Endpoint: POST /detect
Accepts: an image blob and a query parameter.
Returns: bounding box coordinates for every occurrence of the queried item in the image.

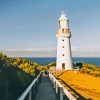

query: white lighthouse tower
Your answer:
[56,12,73,70]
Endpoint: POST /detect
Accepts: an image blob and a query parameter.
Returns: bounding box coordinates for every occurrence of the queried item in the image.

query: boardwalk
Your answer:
[35,75,58,100]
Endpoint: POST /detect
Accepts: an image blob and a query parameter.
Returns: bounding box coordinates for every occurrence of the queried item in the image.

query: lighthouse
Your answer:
[56,12,73,70]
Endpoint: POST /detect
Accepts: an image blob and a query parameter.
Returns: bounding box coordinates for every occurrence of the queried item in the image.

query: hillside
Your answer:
[56,63,100,100]
[0,53,39,100]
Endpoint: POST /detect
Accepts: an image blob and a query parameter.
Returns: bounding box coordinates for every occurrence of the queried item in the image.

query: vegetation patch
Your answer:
[0,52,56,100]
[75,63,100,77]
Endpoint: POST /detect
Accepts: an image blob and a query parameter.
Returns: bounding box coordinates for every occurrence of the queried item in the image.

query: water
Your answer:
[73,57,100,66]
[26,57,56,65]
[26,57,100,66]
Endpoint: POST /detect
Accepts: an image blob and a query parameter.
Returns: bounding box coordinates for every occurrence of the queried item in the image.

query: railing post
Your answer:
[63,94,68,100]
[51,78,53,84]
[29,89,32,100]
[17,72,42,100]
[39,74,41,83]
[34,84,35,94]
[49,72,77,100]
[56,84,58,94]
[60,87,63,100]
[54,81,56,88]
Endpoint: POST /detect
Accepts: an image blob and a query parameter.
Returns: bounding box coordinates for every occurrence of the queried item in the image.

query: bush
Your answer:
[80,63,100,77]
[90,71,100,77]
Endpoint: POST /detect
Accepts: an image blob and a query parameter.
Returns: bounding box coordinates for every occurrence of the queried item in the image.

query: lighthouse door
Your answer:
[62,63,65,70]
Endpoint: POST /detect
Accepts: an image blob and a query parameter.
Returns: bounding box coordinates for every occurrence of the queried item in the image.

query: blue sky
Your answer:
[0,0,100,57]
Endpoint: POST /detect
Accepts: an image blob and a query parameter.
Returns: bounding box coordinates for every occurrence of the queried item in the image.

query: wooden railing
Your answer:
[49,72,77,100]
[17,72,41,100]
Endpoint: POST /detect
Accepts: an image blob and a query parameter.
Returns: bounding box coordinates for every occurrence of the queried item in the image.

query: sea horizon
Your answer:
[11,57,100,66]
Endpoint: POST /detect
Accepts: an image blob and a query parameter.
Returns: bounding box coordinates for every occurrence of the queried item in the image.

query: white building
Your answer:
[56,12,73,70]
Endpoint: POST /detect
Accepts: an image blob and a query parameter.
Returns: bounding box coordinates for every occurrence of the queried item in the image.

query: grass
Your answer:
[58,71,100,100]
[51,63,100,100]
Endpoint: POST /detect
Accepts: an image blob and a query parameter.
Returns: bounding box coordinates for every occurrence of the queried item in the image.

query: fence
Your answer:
[17,72,41,100]
[49,72,77,100]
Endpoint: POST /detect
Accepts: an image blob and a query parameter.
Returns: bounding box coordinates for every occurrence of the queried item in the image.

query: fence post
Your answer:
[34,84,35,94]
[60,87,63,100]
[54,81,56,88]
[29,89,32,100]
[56,84,58,94]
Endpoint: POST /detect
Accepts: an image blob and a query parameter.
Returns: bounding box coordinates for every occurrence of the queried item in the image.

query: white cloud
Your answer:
[1,47,100,57]
[3,48,56,52]
[1,48,56,57]
[72,46,100,57]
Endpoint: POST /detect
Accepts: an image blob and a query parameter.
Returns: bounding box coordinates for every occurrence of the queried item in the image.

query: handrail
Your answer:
[49,72,77,100]
[17,72,41,100]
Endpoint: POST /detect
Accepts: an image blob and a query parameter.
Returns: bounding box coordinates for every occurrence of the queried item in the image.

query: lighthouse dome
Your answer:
[59,11,68,20]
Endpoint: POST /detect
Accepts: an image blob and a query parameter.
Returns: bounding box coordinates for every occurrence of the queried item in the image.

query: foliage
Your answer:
[35,62,56,72]
[76,62,100,77]
[0,53,36,100]
[0,52,7,60]
[8,57,40,75]
[46,62,56,69]
[0,52,42,100]
[0,52,56,100]
[75,63,83,68]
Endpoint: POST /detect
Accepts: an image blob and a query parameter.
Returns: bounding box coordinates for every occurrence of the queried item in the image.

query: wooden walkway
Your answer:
[35,75,58,100]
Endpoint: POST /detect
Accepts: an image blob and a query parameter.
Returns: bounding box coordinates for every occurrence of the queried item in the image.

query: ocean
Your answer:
[26,57,100,66]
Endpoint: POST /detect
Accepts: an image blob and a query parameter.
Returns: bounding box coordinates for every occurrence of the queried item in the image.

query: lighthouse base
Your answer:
[56,37,73,70]
[56,63,73,70]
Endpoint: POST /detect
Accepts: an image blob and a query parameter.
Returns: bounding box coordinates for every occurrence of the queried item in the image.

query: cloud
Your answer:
[72,46,100,52]
[3,48,56,52]
[1,47,100,57]
[71,46,100,57]
[1,48,56,57]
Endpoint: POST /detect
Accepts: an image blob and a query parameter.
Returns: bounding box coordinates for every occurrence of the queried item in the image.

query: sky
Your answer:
[0,0,100,57]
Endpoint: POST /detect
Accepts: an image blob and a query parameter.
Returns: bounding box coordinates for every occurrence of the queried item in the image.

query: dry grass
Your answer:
[58,71,100,100]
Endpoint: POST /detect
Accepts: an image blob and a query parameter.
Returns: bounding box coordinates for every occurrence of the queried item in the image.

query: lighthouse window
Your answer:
[62,46,64,48]
[62,29,64,33]
[59,21,60,28]
[62,39,64,41]
[62,54,65,56]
